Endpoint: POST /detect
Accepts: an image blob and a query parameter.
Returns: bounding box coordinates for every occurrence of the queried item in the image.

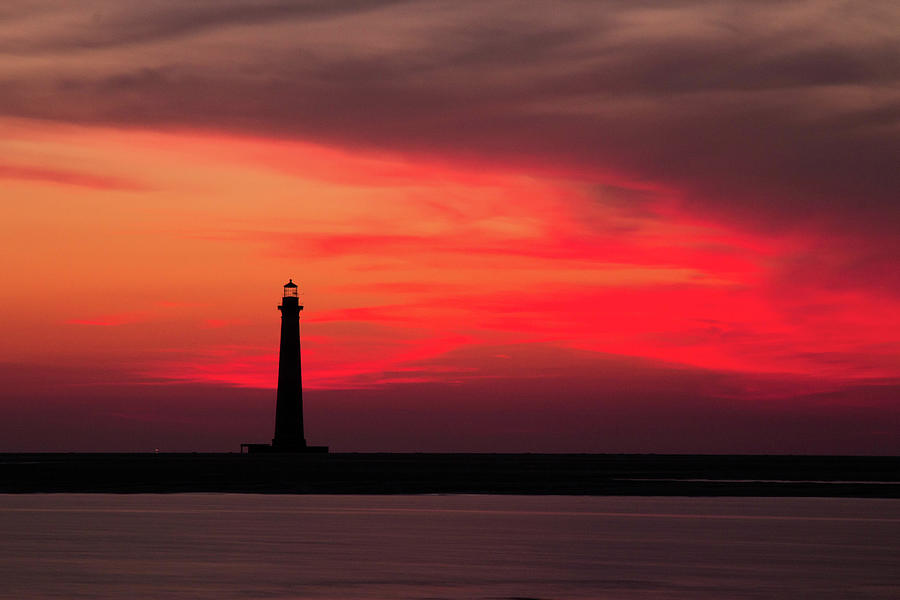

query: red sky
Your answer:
[1,1,898,453]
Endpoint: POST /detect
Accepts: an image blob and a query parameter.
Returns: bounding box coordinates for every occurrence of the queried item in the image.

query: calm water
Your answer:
[1,494,897,599]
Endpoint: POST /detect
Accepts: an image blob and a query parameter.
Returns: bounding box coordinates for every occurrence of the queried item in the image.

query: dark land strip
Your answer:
[0,453,897,496]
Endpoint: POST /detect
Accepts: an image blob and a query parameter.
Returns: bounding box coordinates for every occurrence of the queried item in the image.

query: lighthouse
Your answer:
[241,280,327,454]
[273,279,305,449]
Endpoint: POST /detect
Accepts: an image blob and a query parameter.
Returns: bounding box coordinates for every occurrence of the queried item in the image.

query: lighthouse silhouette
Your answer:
[242,280,328,454]
[273,278,305,449]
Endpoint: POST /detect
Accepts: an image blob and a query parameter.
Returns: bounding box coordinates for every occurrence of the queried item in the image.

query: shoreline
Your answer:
[1,453,897,497]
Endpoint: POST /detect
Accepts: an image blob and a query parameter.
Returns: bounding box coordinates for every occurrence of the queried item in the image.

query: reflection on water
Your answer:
[1,495,897,599]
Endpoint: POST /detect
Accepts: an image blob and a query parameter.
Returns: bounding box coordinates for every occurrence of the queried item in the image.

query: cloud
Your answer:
[0,0,407,52]
[0,162,146,190]
[0,0,897,236]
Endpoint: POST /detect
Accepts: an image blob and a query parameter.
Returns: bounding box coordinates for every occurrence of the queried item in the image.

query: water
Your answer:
[1,494,897,599]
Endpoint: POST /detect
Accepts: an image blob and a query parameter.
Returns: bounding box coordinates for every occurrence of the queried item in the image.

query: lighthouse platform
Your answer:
[240,443,329,454]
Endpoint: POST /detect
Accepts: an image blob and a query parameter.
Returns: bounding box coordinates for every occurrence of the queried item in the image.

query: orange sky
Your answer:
[1,2,898,452]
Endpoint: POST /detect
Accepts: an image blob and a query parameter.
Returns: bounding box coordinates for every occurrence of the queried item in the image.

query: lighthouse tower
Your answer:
[242,280,327,454]
[273,279,305,450]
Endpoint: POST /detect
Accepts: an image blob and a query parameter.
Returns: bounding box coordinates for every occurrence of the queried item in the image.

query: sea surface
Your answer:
[1,494,897,599]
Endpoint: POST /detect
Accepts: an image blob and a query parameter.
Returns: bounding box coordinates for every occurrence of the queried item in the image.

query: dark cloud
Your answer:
[767,234,900,297]
[1,0,898,235]
[0,0,408,52]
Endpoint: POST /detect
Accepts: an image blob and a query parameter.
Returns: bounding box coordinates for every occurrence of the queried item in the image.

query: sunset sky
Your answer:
[1,1,898,453]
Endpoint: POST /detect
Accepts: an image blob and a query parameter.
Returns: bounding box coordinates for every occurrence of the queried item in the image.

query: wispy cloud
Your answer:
[0,162,146,190]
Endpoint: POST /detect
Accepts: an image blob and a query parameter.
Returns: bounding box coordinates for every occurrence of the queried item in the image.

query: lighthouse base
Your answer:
[240,443,329,454]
